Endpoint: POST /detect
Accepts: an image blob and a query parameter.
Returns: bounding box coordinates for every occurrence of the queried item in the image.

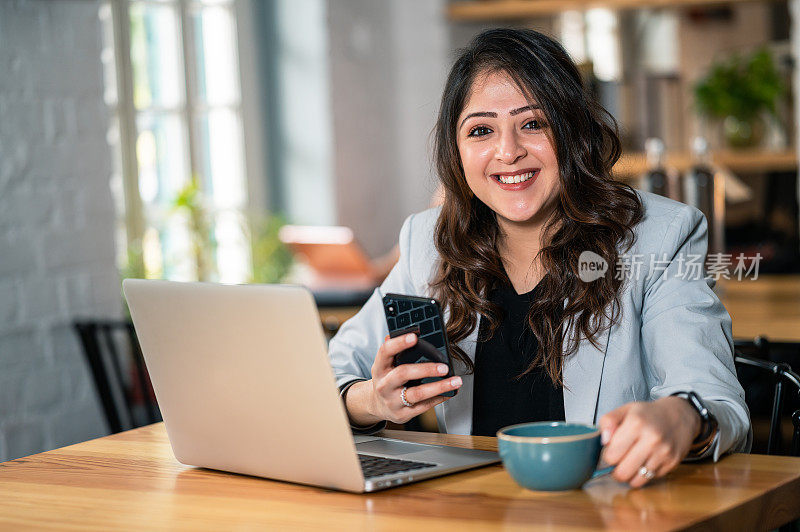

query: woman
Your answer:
[328,28,750,488]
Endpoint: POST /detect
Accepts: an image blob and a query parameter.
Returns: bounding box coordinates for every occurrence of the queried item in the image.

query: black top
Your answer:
[471,278,565,437]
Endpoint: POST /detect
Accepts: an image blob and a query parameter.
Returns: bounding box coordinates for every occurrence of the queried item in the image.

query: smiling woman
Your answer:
[457,79,558,221]
[432,32,641,380]
[327,28,751,490]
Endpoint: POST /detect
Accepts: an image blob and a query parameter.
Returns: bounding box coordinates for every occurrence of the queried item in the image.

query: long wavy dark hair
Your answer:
[431,28,644,385]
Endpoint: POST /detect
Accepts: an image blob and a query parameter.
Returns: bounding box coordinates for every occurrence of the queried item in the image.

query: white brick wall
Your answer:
[0,0,119,461]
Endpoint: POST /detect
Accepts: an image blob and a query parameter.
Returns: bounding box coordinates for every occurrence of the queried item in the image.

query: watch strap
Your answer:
[671,390,719,457]
[339,379,387,434]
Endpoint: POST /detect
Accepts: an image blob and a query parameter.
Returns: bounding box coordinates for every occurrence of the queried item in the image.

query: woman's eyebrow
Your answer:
[509,104,539,115]
[459,105,540,129]
[459,111,496,129]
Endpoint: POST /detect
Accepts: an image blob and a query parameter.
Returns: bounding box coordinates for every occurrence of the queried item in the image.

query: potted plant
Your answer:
[247,212,293,284]
[121,179,293,289]
[173,178,217,282]
[694,48,784,149]
[173,180,294,284]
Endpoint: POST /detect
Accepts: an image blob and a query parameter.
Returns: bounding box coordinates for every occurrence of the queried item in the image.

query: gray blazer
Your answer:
[328,191,751,460]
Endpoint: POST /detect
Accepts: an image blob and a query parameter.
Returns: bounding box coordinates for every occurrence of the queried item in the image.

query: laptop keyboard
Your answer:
[358,453,437,478]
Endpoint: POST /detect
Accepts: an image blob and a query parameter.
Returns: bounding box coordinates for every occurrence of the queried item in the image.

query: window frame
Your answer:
[105,0,249,280]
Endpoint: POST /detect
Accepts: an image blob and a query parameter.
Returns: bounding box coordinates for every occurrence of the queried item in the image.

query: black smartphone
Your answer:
[382,293,457,397]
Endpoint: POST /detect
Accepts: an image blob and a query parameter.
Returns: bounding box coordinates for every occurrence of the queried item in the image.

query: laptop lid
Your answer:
[122,279,366,492]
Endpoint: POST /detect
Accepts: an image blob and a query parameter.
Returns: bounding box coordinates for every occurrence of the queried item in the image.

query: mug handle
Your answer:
[591,442,615,479]
[591,465,614,479]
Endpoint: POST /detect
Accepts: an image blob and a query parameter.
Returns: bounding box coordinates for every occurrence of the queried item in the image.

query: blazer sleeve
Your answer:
[327,213,420,431]
[640,204,752,461]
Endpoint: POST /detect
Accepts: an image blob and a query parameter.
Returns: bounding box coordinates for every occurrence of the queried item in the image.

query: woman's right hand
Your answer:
[367,333,462,424]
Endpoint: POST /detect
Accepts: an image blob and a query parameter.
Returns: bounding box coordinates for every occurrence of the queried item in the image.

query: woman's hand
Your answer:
[598,397,702,488]
[366,333,462,424]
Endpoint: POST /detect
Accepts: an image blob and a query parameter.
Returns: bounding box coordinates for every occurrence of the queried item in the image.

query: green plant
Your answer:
[119,240,146,318]
[120,240,146,280]
[247,212,293,284]
[118,180,291,290]
[694,48,784,121]
[173,178,217,282]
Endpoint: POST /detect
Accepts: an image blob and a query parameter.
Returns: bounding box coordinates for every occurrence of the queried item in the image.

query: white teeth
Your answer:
[497,171,535,184]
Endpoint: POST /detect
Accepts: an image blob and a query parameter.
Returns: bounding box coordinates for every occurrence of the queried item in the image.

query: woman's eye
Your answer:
[467,126,491,137]
[523,119,545,131]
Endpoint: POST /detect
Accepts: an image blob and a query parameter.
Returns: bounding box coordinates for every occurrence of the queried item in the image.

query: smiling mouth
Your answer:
[491,169,539,185]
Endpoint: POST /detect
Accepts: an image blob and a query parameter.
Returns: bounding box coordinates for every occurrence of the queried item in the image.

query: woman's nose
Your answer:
[494,130,526,165]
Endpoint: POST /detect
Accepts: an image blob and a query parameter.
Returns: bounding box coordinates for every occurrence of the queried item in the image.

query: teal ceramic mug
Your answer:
[497,421,613,491]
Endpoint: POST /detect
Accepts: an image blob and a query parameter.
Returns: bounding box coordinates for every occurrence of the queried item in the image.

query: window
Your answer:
[100,0,250,283]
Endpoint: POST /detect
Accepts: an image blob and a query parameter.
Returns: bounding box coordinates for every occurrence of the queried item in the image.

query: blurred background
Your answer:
[1,0,800,461]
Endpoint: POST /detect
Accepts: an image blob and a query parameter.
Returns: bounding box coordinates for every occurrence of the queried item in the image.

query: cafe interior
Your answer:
[2,0,800,528]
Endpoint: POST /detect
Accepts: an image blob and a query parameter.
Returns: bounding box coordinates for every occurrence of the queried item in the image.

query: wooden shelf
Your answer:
[717,275,800,342]
[612,149,797,179]
[446,2,797,177]
[448,0,780,21]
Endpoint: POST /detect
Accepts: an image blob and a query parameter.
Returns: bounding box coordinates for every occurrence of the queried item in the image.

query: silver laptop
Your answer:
[122,279,499,493]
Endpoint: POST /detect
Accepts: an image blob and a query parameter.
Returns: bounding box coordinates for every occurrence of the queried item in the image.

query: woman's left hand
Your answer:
[598,397,702,488]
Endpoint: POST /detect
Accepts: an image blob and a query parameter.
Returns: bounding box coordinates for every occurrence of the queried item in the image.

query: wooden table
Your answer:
[1,424,799,530]
[717,275,800,342]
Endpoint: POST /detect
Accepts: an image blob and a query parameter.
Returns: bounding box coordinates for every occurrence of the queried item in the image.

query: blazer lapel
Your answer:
[562,302,614,425]
[438,317,480,435]
[438,300,613,433]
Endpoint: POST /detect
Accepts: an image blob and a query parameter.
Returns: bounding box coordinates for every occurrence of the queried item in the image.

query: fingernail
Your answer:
[405,334,415,344]
[451,377,462,387]
[601,430,610,445]
[437,364,448,374]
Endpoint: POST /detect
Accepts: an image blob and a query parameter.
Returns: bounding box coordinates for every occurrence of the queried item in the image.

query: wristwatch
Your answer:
[670,391,719,456]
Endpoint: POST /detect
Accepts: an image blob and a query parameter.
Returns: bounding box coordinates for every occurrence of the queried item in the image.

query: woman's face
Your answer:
[456,70,560,228]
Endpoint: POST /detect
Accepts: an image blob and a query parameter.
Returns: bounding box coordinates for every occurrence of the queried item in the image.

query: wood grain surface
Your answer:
[1,423,799,530]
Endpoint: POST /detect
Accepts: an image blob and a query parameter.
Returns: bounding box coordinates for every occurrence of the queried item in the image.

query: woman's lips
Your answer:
[490,169,539,191]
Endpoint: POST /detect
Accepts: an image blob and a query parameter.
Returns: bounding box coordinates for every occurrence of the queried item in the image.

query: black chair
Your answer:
[73,320,161,434]
[734,336,800,367]
[733,337,800,456]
